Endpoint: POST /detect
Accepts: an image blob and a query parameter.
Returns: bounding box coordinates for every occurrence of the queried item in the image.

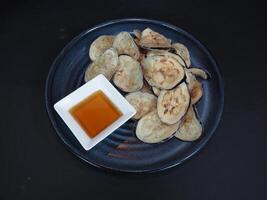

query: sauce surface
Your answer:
[69,90,122,138]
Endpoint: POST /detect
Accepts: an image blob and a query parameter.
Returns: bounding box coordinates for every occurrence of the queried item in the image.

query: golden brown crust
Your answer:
[89,35,114,61]
[139,28,171,48]
[185,70,203,104]
[172,43,191,67]
[126,91,157,119]
[142,55,185,89]
[113,55,143,92]
[136,111,179,143]
[84,48,118,82]
[113,32,140,60]
[157,82,190,124]
[175,105,202,141]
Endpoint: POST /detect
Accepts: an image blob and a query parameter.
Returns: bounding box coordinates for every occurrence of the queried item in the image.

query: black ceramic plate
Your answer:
[45,18,224,173]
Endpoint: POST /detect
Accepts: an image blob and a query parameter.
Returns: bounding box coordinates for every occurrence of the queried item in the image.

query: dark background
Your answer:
[1,0,266,199]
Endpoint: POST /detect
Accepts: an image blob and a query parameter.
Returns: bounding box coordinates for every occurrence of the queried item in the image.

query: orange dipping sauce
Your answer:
[69,90,122,138]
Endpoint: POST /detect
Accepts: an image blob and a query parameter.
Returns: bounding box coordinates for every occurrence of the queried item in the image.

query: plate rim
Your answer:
[45,18,224,173]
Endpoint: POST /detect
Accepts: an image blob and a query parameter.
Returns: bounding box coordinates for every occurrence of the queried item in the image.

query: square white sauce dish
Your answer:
[54,74,136,150]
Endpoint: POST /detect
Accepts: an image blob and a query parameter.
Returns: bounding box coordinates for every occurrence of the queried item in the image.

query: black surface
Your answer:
[1,0,266,199]
[45,18,224,172]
